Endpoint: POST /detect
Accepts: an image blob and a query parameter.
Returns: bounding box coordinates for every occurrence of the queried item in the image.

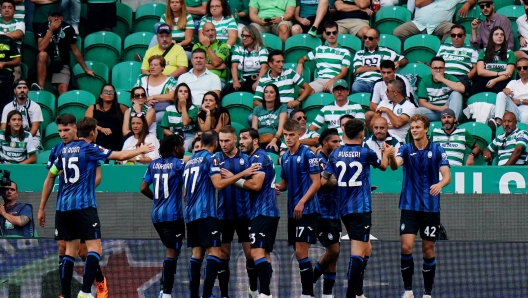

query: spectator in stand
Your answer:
[369,60,413,112]
[0,110,36,163]
[186,0,208,32]
[123,86,157,137]
[483,111,528,166]
[84,84,128,151]
[231,25,269,93]
[33,8,94,95]
[0,0,24,81]
[199,0,238,48]
[229,0,250,35]
[120,113,160,164]
[252,84,287,153]
[193,22,231,85]
[297,20,351,94]
[177,48,222,106]
[516,0,528,61]
[393,0,476,42]
[437,24,478,92]
[249,0,295,42]
[470,0,513,50]
[161,83,200,151]
[136,55,178,123]
[280,108,319,152]
[31,0,60,41]
[0,181,35,237]
[470,26,515,95]
[87,0,117,33]
[197,91,231,132]
[1,80,43,149]
[141,23,188,79]
[0,34,18,116]
[61,0,80,34]
[291,0,329,36]
[191,135,202,152]
[333,0,371,39]
[160,0,194,58]
[363,116,402,159]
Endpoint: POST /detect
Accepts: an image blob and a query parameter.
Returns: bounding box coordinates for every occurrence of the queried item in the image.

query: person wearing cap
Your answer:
[367,78,416,143]
[141,23,188,79]
[296,20,351,94]
[416,56,465,122]
[470,0,514,50]
[432,108,481,166]
[309,79,365,140]
[192,21,230,84]
[33,8,94,95]
[1,80,43,149]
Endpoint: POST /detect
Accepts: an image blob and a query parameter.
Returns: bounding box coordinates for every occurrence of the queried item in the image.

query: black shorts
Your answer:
[59,207,102,241]
[54,210,64,241]
[154,220,186,250]
[221,218,251,243]
[288,214,318,246]
[341,212,371,242]
[317,218,342,247]
[400,210,441,242]
[250,215,280,252]
[293,15,329,34]
[186,217,222,249]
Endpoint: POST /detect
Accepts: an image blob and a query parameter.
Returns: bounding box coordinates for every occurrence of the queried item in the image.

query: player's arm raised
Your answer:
[294,173,320,219]
[140,181,154,200]
[38,168,59,227]
[108,143,156,161]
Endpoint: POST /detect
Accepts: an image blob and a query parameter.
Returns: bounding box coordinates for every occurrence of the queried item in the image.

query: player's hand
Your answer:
[241,164,259,176]
[429,183,442,196]
[275,186,281,195]
[293,201,305,219]
[38,209,45,227]
[220,168,234,178]
[139,142,156,153]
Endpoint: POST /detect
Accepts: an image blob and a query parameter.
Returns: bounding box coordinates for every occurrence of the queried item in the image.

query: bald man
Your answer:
[192,22,231,84]
[363,117,402,159]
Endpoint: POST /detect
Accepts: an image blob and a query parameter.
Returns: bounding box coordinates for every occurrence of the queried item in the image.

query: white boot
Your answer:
[257,294,272,298]
[77,291,94,298]
[248,287,259,298]
[401,291,414,298]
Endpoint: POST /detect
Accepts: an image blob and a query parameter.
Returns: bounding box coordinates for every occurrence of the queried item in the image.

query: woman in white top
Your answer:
[120,113,160,164]
[198,0,238,48]
[135,55,177,123]
[122,86,157,136]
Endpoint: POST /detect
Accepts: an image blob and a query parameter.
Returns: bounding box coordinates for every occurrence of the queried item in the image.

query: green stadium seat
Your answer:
[375,6,411,35]
[122,32,155,62]
[261,33,283,51]
[497,5,523,50]
[467,92,497,105]
[397,62,431,94]
[403,34,441,64]
[83,31,122,69]
[73,61,109,99]
[347,92,371,111]
[222,92,254,128]
[116,89,131,107]
[36,150,51,164]
[42,122,61,150]
[379,34,402,53]
[458,122,492,165]
[454,3,482,34]
[283,62,311,83]
[427,121,442,139]
[115,2,134,41]
[69,36,83,69]
[134,3,166,33]
[29,90,55,130]
[22,31,38,68]
[336,34,362,57]
[302,93,334,124]
[493,0,512,11]
[284,34,321,71]
[112,61,141,90]
[20,63,27,80]
[230,121,245,138]
[57,90,96,121]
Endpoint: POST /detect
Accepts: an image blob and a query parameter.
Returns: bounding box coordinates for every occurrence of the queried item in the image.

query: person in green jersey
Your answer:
[252,84,287,153]
[483,111,528,166]
[193,22,231,83]
[199,0,238,48]
[0,110,36,164]
[249,0,296,42]
[470,26,515,95]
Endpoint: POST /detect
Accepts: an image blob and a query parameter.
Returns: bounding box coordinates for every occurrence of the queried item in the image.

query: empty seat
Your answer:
[115,2,133,41]
[223,92,254,127]
[29,90,56,130]
[375,6,412,35]
[57,90,96,121]
[134,3,166,33]
[73,61,109,99]
[403,34,441,64]
[261,33,283,52]
[122,32,155,61]
[111,61,141,90]
[83,31,122,69]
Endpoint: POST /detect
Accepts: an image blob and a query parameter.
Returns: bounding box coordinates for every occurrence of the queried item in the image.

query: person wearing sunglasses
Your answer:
[84,84,128,152]
[122,86,157,138]
[470,26,515,96]
[280,108,319,153]
[296,20,352,94]
[252,84,287,153]
[120,113,160,165]
[351,28,408,94]
[198,0,238,48]
[483,111,528,165]
[470,0,514,51]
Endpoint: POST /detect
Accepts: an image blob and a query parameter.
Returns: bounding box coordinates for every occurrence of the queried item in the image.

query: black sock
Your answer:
[347,255,363,298]
[255,258,271,295]
[268,261,273,279]
[82,252,100,293]
[356,256,370,296]
[203,255,220,298]
[95,263,104,283]
[312,26,318,30]
[218,258,230,297]
[298,257,314,295]
[401,253,414,291]
[313,261,328,283]
[322,272,336,295]
[61,255,75,298]
[422,257,436,295]
[58,255,64,292]
[246,259,258,292]
[188,257,203,298]
[162,257,177,294]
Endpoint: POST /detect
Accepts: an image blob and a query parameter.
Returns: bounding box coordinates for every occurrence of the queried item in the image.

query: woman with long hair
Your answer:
[252,84,287,153]
[120,114,160,164]
[158,0,194,58]
[84,84,128,151]
[198,0,238,47]
[470,26,515,95]
[135,55,177,123]
[122,86,157,136]
[231,25,269,92]
[0,110,36,164]
[161,83,200,151]
[197,91,231,132]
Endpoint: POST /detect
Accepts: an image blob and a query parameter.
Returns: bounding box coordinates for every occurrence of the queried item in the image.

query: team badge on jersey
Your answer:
[401,223,405,231]
[212,158,219,166]
[240,159,244,166]
[319,161,326,171]
[328,233,333,240]
[442,153,448,160]
[297,156,301,163]
[427,151,432,158]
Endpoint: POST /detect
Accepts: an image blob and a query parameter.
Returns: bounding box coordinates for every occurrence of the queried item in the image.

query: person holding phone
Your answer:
[248,0,296,42]
[470,0,513,50]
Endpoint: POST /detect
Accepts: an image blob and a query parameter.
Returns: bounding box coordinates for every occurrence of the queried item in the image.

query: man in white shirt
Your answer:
[369,60,413,112]
[177,48,222,106]
[515,0,528,61]
[493,58,528,126]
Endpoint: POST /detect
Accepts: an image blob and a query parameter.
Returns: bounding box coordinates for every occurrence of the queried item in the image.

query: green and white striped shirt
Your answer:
[431,127,475,166]
[437,42,478,76]
[0,131,36,163]
[231,45,269,76]
[14,5,23,22]
[160,13,194,43]
[487,128,528,166]
[363,133,402,160]
[160,104,199,133]
[353,46,404,82]
[306,45,351,80]
[418,74,460,106]
[280,129,319,149]
[0,19,24,50]
[199,16,238,43]
[254,69,304,103]
[311,100,365,138]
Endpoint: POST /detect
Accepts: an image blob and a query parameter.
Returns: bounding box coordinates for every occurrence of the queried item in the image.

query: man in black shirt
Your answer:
[0,34,20,116]
[32,8,94,95]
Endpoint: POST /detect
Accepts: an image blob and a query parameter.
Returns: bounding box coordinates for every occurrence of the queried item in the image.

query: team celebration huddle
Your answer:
[37,111,450,298]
